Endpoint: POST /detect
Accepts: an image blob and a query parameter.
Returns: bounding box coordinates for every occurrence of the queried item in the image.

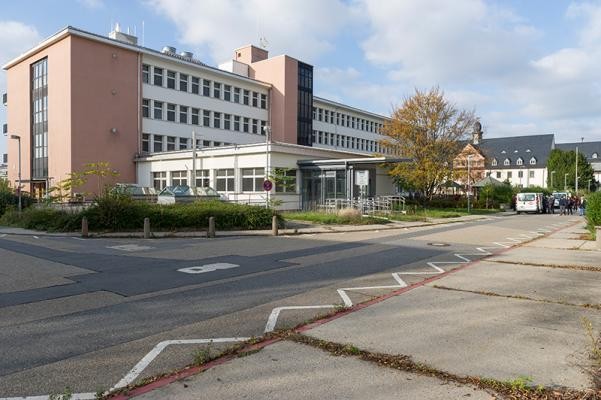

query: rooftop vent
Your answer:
[162,46,176,54]
[108,22,138,45]
[180,51,194,59]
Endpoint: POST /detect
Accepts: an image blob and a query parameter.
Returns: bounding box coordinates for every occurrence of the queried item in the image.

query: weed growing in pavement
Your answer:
[193,341,214,365]
[48,387,73,400]
[505,376,534,390]
[582,317,601,365]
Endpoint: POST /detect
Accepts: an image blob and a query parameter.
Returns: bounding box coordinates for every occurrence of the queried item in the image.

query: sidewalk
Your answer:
[0,213,496,239]
[112,219,601,399]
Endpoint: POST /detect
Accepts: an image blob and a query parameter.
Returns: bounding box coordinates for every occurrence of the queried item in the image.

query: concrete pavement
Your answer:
[110,216,601,399]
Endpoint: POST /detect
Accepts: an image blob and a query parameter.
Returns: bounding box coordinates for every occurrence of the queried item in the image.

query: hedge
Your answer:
[0,198,275,232]
[586,192,601,232]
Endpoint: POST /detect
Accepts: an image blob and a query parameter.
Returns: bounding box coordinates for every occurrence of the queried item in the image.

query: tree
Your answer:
[380,87,477,201]
[547,149,596,192]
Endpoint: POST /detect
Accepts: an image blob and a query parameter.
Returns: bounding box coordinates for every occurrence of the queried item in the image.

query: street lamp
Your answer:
[588,179,591,192]
[263,125,272,208]
[467,155,473,213]
[564,173,568,191]
[550,170,556,190]
[9,134,22,214]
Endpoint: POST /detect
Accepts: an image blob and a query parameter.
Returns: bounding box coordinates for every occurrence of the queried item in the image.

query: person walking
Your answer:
[581,197,587,216]
[559,196,567,216]
[548,194,555,214]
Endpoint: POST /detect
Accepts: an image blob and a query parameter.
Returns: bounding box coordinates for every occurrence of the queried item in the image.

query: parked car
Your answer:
[516,192,543,214]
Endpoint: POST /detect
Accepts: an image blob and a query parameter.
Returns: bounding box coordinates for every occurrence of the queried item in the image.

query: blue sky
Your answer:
[1,0,601,157]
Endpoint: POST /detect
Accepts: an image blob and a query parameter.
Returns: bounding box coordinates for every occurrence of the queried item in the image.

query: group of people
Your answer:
[545,194,587,216]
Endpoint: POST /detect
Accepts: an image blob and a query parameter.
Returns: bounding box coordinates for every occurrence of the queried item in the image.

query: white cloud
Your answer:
[145,0,354,63]
[78,0,104,9]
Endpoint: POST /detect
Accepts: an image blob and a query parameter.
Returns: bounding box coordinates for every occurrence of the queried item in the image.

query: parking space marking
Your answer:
[178,263,239,274]
[107,244,154,252]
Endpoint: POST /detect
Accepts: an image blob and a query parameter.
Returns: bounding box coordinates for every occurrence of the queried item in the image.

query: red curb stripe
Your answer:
[112,219,576,398]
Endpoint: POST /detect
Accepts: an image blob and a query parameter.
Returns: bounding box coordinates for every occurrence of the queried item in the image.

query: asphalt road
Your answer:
[0,213,560,397]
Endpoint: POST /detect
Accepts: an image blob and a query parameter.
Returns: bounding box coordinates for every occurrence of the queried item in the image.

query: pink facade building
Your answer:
[3,26,388,197]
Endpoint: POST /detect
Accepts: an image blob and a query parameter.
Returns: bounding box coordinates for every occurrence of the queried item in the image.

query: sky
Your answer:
[1,0,600,157]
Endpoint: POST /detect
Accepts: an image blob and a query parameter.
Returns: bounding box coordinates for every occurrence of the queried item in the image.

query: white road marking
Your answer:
[72,237,86,241]
[264,306,335,333]
[0,234,6,238]
[111,337,250,390]
[178,263,239,274]
[33,236,39,239]
[107,244,153,252]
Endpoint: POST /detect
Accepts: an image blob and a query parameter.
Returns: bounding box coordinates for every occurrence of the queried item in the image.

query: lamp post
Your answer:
[588,179,592,192]
[550,170,556,190]
[263,125,272,208]
[9,134,22,214]
[564,173,568,191]
[467,155,473,213]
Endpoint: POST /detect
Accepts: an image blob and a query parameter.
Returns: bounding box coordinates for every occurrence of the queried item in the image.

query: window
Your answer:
[260,120,266,135]
[179,73,188,92]
[224,114,231,130]
[216,169,235,191]
[203,110,211,127]
[167,136,176,151]
[179,137,189,150]
[518,171,523,178]
[529,157,536,165]
[191,108,200,125]
[153,171,167,190]
[142,99,150,118]
[252,119,258,134]
[529,171,535,178]
[516,157,523,166]
[318,108,323,121]
[171,171,188,186]
[243,117,249,133]
[324,110,329,123]
[213,82,221,98]
[260,93,267,109]
[179,106,188,124]
[142,133,150,152]
[153,67,163,86]
[213,112,221,129]
[153,101,163,120]
[195,170,210,188]
[202,140,211,147]
[153,135,163,152]
[167,103,176,122]
[203,79,211,96]
[234,87,240,103]
[252,92,258,107]
[234,115,240,131]
[274,169,296,193]
[242,168,265,192]
[593,152,598,159]
[504,158,510,166]
[496,171,501,178]
[224,85,231,101]
[507,171,512,179]
[191,77,200,94]
[167,70,176,89]
[142,64,150,84]
[491,158,497,166]
[243,89,250,105]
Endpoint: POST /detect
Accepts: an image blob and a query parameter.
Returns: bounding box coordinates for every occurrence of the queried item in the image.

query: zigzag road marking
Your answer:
[3,222,563,399]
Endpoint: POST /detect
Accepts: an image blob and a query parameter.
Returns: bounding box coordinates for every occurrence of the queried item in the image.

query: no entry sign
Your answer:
[263,179,273,191]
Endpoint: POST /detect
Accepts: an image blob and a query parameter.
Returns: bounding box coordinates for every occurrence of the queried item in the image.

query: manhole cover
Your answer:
[428,242,450,247]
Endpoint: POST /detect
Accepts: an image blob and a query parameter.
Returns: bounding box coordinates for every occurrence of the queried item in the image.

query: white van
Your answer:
[516,192,542,214]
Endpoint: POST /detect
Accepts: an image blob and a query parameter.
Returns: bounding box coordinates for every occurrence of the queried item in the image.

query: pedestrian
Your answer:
[548,195,555,214]
[567,197,573,215]
[582,197,587,216]
[559,196,567,215]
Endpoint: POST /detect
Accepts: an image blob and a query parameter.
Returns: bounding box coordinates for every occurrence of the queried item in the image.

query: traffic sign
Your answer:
[263,179,273,191]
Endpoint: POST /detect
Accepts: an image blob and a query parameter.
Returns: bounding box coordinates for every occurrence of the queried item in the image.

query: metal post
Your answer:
[588,179,591,192]
[264,126,271,208]
[208,216,215,238]
[144,217,150,239]
[564,173,568,191]
[575,146,579,193]
[467,155,472,213]
[10,135,22,214]
[272,215,278,236]
[191,130,196,189]
[81,217,88,238]
[550,171,555,190]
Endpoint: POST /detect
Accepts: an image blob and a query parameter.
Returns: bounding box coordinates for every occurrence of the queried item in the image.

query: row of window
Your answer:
[142,99,268,135]
[312,130,392,154]
[142,133,235,153]
[491,157,537,167]
[152,168,297,193]
[487,170,535,179]
[142,64,267,109]
[313,106,384,134]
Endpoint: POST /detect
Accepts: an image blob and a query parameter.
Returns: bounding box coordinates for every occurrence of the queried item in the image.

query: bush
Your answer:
[0,207,81,231]
[586,192,601,232]
[0,184,34,217]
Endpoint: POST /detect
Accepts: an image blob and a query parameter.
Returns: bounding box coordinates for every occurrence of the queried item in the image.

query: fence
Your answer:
[319,195,405,215]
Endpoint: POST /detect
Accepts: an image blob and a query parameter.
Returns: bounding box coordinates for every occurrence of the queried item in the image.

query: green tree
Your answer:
[380,87,477,202]
[547,149,596,192]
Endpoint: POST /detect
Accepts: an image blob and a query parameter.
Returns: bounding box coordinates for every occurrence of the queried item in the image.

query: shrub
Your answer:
[0,185,34,217]
[0,207,80,232]
[586,192,601,231]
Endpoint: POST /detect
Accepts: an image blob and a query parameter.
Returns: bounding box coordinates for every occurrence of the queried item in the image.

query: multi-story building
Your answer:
[2,25,397,207]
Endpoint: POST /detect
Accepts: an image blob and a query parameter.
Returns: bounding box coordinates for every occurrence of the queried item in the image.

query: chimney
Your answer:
[472,121,483,145]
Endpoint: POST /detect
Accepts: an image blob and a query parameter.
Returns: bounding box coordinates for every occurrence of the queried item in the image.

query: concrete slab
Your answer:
[307,286,601,389]
[524,238,587,250]
[430,261,601,306]
[581,242,601,251]
[488,247,601,269]
[135,341,494,400]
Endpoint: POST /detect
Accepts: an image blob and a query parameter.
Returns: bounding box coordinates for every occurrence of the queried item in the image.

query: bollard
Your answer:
[208,216,216,238]
[597,227,601,250]
[81,217,88,238]
[144,217,150,239]
[272,215,278,236]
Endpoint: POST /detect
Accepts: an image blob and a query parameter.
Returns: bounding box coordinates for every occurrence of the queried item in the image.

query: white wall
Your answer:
[487,167,547,188]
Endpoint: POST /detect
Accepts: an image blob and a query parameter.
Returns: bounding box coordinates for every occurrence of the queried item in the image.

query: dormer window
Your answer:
[491,158,498,166]
[526,149,531,153]
[514,150,518,153]
[516,157,523,166]
[529,157,536,165]
[501,150,506,154]
[504,158,511,166]
[593,152,598,159]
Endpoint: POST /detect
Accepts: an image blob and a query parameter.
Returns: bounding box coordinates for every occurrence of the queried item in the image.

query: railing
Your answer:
[320,195,405,215]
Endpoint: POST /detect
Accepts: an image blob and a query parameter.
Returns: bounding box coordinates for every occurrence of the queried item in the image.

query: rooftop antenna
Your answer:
[259,36,269,49]
[142,20,145,46]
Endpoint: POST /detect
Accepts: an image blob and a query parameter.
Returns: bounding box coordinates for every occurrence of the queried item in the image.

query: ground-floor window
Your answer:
[216,169,235,191]
[171,170,188,186]
[195,169,210,188]
[153,171,167,190]
[275,168,297,193]
[242,168,265,192]
[529,171,535,178]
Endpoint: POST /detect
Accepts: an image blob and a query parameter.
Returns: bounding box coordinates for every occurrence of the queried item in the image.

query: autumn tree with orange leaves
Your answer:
[380,87,477,201]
